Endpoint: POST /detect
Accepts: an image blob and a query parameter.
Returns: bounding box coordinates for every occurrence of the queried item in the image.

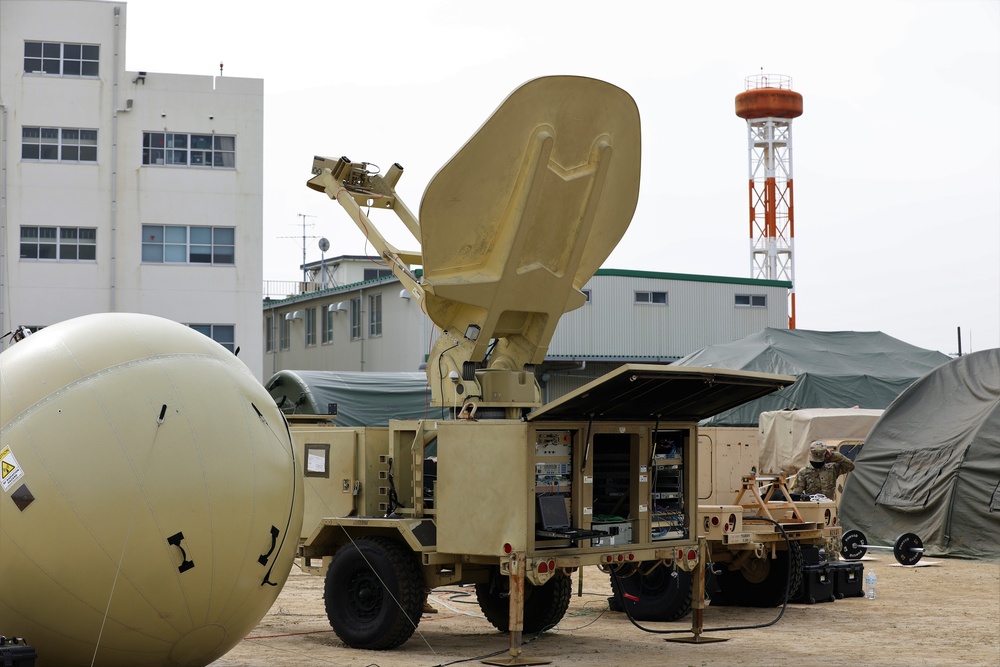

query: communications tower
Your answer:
[735,73,802,328]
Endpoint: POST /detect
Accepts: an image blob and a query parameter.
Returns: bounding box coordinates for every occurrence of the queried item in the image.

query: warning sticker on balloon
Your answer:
[0,446,24,492]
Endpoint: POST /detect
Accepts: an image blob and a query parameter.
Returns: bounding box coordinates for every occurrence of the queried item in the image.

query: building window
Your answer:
[735,294,767,308]
[350,297,362,340]
[305,308,316,347]
[279,317,290,350]
[22,127,97,163]
[189,324,235,353]
[635,291,667,305]
[142,132,235,168]
[265,316,274,353]
[141,225,234,264]
[368,294,382,337]
[24,41,99,77]
[363,268,393,281]
[323,305,334,344]
[20,226,96,260]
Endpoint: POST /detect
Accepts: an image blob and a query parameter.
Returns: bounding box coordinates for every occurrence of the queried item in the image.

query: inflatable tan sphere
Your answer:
[0,313,303,666]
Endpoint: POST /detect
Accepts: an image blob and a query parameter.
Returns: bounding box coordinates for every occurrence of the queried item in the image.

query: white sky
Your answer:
[123,0,1000,357]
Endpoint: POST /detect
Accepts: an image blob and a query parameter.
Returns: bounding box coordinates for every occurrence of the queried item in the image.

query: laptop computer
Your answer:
[535,495,604,541]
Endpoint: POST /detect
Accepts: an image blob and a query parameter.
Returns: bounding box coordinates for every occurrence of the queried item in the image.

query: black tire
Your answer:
[324,536,424,649]
[713,541,804,608]
[476,570,572,634]
[609,566,692,621]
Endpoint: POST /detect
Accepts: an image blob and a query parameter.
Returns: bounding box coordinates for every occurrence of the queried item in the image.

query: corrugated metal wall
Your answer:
[265,271,789,385]
[548,273,788,360]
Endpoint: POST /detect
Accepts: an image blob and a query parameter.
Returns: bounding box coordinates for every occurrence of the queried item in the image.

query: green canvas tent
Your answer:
[839,348,1000,559]
[673,329,951,426]
[264,370,430,426]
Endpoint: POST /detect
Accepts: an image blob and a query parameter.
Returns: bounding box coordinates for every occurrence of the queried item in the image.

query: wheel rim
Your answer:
[347,569,383,620]
[740,557,771,584]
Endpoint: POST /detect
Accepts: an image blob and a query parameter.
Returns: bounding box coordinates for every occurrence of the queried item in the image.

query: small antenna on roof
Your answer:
[219,61,224,77]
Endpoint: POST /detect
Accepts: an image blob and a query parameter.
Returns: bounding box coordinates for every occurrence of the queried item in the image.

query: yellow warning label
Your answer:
[0,445,24,492]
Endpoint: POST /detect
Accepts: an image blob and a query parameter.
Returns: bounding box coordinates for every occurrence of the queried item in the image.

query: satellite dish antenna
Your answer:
[318,237,330,289]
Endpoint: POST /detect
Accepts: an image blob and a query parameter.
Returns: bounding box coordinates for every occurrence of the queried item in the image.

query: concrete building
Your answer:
[0,0,265,378]
[262,258,791,398]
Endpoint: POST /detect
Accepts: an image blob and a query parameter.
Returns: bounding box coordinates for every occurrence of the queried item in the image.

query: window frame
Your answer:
[279,317,291,351]
[735,294,767,308]
[368,293,383,337]
[142,132,236,169]
[323,305,334,344]
[265,315,275,353]
[24,41,100,77]
[349,297,362,340]
[188,323,235,353]
[305,308,317,347]
[19,225,96,261]
[634,290,668,305]
[141,225,235,265]
[22,127,98,163]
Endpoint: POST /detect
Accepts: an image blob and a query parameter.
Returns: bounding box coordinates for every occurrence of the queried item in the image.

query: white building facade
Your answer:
[263,260,791,399]
[0,0,264,378]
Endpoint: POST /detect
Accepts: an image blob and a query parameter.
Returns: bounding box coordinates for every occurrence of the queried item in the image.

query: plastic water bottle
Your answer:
[865,568,877,599]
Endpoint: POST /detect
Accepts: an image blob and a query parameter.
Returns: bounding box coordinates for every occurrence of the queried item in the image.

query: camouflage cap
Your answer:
[809,441,827,463]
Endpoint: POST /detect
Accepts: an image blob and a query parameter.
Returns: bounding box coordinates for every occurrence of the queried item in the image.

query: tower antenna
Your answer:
[735,73,803,328]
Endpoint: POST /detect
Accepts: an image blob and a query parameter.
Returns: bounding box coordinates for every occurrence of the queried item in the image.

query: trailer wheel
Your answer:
[324,536,424,649]
[713,541,803,608]
[609,566,692,621]
[476,570,572,634]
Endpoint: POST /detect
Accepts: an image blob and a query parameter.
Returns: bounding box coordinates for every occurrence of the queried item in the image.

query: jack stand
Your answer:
[483,552,551,666]
[665,539,728,645]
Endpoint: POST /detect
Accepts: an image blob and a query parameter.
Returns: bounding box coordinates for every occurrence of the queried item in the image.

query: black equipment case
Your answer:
[0,637,36,667]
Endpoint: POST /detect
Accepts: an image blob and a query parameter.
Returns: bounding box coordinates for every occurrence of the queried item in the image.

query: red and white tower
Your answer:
[735,73,803,328]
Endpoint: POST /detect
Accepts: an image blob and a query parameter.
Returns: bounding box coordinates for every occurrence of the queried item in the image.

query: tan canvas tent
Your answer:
[839,348,1000,559]
[758,407,883,475]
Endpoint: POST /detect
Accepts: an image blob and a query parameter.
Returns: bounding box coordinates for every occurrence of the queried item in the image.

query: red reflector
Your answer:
[503,543,512,554]
[624,593,639,602]
[537,561,548,573]
[724,523,729,533]
[711,516,720,526]
[549,559,555,571]
[617,554,624,562]
[833,516,838,525]
[687,550,697,562]
[677,550,684,560]
[627,553,635,561]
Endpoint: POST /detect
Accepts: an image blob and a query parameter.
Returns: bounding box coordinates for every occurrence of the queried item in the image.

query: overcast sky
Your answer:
[122,0,1000,357]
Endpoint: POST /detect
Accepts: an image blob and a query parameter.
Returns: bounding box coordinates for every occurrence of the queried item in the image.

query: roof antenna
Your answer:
[219,61,224,77]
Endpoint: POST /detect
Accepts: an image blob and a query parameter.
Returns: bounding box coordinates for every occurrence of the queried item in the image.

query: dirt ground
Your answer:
[212,555,1000,667]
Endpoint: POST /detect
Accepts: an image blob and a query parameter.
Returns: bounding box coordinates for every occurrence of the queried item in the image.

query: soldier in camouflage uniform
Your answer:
[791,441,855,500]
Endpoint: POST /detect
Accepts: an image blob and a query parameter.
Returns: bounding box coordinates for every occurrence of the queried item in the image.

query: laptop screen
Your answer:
[537,495,570,530]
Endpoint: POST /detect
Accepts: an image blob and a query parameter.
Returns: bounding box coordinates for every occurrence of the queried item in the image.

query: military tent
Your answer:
[839,348,1000,559]
[673,329,951,426]
[264,370,430,426]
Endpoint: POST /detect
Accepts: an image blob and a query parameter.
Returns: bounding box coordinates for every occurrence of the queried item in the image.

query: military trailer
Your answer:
[290,76,795,657]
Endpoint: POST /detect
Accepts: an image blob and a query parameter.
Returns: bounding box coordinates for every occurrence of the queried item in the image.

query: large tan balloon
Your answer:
[0,313,303,666]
